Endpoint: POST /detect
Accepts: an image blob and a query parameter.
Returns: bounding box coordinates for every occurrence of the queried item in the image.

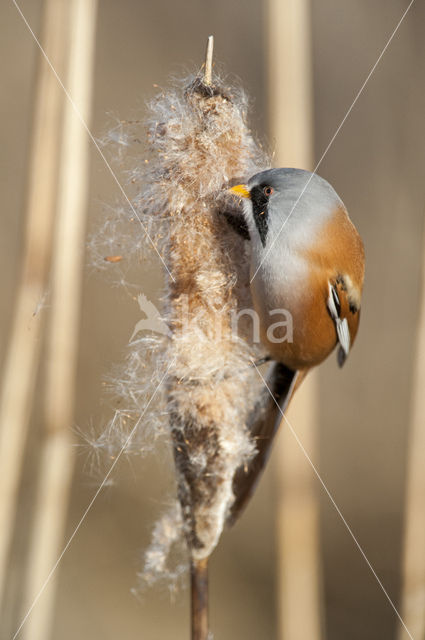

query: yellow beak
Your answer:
[229,184,251,199]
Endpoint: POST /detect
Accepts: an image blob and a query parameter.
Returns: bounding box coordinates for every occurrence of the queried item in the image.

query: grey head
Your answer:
[243,168,345,251]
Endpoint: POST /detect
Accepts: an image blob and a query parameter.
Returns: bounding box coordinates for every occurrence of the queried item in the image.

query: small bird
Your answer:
[228,167,365,520]
[230,168,364,370]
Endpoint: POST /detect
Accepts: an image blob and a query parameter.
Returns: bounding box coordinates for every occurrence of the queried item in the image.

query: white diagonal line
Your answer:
[12,0,175,283]
[12,361,174,640]
[250,0,416,284]
[252,361,414,640]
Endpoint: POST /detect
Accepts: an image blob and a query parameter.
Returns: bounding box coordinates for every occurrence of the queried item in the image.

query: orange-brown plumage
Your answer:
[263,206,364,370]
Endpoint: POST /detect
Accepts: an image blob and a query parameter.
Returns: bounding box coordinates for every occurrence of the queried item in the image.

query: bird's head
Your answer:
[229,168,344,251]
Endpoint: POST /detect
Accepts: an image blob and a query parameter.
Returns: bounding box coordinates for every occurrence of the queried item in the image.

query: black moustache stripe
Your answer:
[250,185,269,247]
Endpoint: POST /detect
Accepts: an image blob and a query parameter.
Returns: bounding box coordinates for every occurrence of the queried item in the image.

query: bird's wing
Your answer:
[327,279,361,367]
[227,362,300,526]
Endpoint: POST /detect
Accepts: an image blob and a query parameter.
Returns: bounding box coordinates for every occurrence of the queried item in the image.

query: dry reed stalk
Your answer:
[397,225,425,640]
[277,376,322,640]
[267,0,323,637]
[0,0,69,613]
[20,2,98,639]
[165,43,265,638]
[190,557,209,640]
[129,38,269,638]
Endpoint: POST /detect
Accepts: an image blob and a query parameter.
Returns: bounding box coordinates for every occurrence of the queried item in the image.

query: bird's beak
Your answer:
[229,184,251,199]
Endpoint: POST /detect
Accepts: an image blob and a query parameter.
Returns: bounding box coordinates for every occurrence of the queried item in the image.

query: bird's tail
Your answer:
[228,362,304,526]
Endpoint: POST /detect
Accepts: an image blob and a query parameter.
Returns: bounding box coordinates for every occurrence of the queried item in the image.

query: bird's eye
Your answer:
[263,186,274,197]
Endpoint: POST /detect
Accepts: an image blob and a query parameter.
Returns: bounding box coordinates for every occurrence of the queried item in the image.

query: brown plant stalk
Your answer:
[164,38,264,637]
[139,38,269,638]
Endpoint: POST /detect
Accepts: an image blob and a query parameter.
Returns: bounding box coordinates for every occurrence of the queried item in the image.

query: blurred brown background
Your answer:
[1,1,425,639]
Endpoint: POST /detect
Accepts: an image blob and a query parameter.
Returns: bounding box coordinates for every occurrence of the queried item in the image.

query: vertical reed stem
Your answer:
[203,36,214,86]
[267,0,323,638]
[21,1,97,639]
[186,38,214,640]
[0,0,69,615]
[191,558,209,640]
[397,224,425,640]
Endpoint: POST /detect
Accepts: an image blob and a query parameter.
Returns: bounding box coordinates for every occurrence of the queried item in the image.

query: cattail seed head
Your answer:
[91,68,270,580]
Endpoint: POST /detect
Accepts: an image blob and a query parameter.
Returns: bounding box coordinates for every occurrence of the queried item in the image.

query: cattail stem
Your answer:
[203,36,214,86]
[191,558,209,640]
[144,33,266,636]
